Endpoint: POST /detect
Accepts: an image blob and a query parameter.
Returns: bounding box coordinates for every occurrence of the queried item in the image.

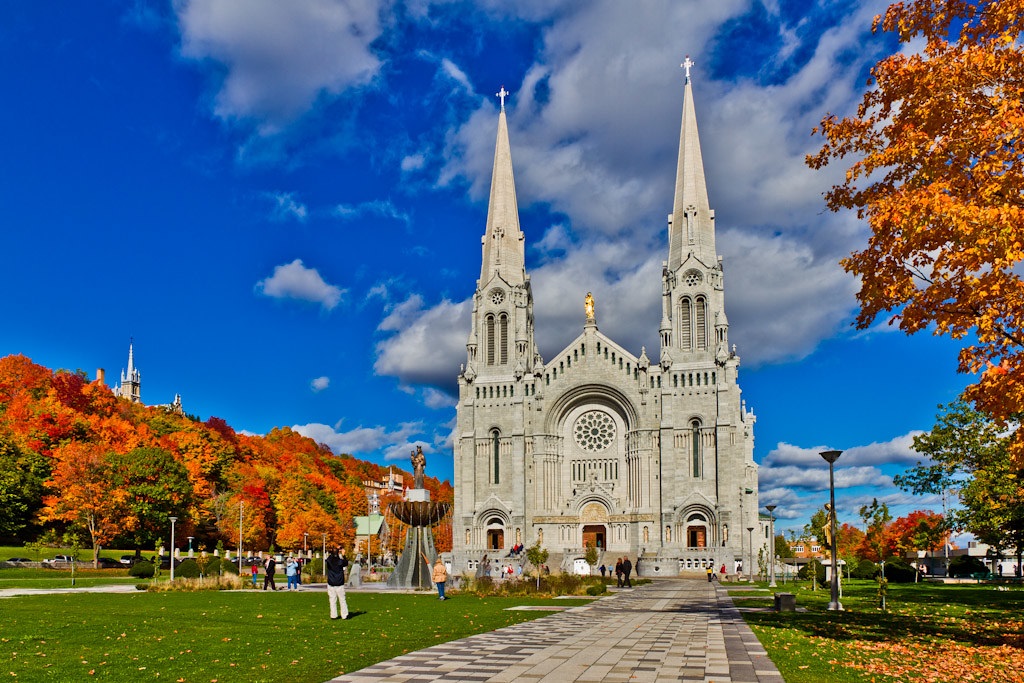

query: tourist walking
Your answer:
[615,557,623,587]
[285,557,299,590]
[599,564,606,578]
[706,566,714,582]
[250,562,258,588]
[263,555,277,591]
[622,556,633,588]
[326,547,350,620]
[424,553,448,600]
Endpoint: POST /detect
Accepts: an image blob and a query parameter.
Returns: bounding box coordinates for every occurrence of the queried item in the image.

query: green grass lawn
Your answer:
[740,579,1024,683]
[2,589,589,681]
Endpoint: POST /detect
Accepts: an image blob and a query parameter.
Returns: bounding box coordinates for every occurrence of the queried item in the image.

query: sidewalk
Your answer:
[328,577,784,683]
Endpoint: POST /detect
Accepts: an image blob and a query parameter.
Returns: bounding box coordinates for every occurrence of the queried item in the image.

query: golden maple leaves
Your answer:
[809,0,1024,460]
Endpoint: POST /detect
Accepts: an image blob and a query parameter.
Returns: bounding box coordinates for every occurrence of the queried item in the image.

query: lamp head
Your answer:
[765,504,776,513]
[169,516,177,523]
[820,450,842,464]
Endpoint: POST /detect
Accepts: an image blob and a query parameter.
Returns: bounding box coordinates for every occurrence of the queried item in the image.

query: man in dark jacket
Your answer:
[622,557,633,588]
[325,547,350,620]
[263,555,277,591]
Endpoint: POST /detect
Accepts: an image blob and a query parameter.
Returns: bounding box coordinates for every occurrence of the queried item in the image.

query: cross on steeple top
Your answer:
[681,55,694,81]
[496,86,509,110]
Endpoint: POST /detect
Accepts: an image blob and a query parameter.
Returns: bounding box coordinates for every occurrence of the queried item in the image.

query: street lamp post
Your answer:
[766,504,777,587]
[304,532,308,556]
[187,536,194,556]
[820,450,843,611]
[169,516,178,582]
[747,527,754,582]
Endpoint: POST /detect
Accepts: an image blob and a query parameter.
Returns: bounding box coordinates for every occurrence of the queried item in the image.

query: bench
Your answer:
[970,572,994,582]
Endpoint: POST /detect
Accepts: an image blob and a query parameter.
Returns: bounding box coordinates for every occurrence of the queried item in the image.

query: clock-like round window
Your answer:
[683,270,703,287]
[490,289,505,305]
[573,411,616,451]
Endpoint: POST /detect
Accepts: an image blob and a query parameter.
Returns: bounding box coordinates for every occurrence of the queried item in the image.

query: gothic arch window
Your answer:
[499,313,509,365]
[485,314,496,366]
[695,296,708,350]
[678,297,692,350]
[690,418,702,478]
[491,430,501,484]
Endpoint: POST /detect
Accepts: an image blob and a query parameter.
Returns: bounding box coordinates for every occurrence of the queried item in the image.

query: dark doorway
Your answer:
[687,526,707,548]
[487,529,504,550]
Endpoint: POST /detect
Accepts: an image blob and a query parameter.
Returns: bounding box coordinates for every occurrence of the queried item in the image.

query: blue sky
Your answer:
[0,1,970,539]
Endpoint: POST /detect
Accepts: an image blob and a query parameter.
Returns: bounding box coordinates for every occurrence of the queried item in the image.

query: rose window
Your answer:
[490,289,505,305]
[573,411,616,451]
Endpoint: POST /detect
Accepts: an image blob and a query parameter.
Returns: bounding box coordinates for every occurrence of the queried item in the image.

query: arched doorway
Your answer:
[686,513,708,548]
[486,517,505,550]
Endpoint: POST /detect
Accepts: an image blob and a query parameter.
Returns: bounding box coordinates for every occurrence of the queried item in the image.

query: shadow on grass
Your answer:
[744,581,1024,649]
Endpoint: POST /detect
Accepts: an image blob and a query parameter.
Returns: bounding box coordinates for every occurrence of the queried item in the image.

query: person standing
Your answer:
[615,557,623,587]
[250,562,258,588]
[326,547,350,620]
[263,555,277,591]
[423,553,448,600]
[599,564,606,578]
[622,556,633,588]
[706,566,714,583]
[285,557,299,590]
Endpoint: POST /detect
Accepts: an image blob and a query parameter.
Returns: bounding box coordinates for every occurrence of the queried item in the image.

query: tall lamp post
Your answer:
[169,516,178,582]
[766,504,777,587]
[746,527,754,581]
[304,532,308,556]
[238,501,244,575]
[820,450,843,611]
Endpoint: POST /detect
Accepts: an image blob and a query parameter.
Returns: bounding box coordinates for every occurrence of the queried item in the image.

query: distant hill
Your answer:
[0,354,451,555]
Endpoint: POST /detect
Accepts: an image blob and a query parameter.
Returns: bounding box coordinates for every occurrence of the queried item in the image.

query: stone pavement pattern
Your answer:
[328,578,783,683]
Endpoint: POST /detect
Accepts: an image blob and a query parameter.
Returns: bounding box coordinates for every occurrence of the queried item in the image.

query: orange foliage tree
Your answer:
[808,0,1024,459]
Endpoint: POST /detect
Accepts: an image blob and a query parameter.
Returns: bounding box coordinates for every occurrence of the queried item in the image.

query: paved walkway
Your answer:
[328,578,784,683]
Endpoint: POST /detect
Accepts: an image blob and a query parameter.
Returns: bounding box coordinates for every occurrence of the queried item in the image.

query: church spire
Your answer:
[479,87,525,287]
[118,339,141,403]
[667,56,716,270]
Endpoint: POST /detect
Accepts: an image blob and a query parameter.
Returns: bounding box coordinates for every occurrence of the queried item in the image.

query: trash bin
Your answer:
[774,592,796,612]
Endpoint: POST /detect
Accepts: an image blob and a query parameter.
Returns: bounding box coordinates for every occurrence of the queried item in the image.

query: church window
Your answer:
[695,297,708,349]
[679,298,692,350]
[696,373,701,386]
[688,373,693,386]
[490,288,505,305]
[499,313,509,364]
[573,411,616,452]
[626,362,631,375]
[611,352,616,363]
[485,315,496,365]
[711,372,716,384]
[704,372,709,385]
[691,419,702,478]
[491,430,500,484]
[673,374,677,388]
[683,269,703,287]
[658,376,661,387]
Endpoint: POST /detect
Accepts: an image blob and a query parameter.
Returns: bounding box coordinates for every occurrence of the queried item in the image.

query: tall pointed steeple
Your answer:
[118,340,141,403]
[667,56,716,270]
[479,86,525,287]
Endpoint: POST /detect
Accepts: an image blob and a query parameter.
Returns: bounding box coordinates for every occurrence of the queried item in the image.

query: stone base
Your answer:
[387,526,438,589]
[406,489,431,502]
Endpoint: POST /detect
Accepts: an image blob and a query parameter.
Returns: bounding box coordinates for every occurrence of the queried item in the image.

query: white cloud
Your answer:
[266,191,308,222]
[292,420,423,458]
[256,259,345,310]
[311,376,330,392]
[401,153,426,172]
[175,0,384,132]
[422,387,456,409]
[332,199,410,225]
[374,295,471,387]
[762,431,927,469]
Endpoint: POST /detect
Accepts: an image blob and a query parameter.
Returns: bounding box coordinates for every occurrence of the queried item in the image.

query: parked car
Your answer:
[96,557,122,568]
[5,557,32,566]
[43,555,75,566]
[120,555,140,566]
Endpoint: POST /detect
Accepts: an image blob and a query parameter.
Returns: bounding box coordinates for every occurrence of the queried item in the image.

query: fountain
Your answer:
[386,446,450,589]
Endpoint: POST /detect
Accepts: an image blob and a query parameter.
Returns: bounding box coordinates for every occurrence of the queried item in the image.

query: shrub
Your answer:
[948,555,987,578]
[585,583,607,596]
[220,559,239,575]
[129,561,155,578]
[851,559,880,580]
[176,559,201,579]
[882,558,918,583]
[797,559,825,584]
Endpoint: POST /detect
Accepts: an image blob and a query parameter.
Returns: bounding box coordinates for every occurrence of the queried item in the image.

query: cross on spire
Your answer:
[496,86,509,110]
[681,55,694,82]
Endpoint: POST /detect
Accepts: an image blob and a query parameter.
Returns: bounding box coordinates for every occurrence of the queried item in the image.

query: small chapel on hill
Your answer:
[450,62,760,576]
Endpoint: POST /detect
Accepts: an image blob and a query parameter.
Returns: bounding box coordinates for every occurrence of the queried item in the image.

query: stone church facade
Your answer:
[451,68,758,576]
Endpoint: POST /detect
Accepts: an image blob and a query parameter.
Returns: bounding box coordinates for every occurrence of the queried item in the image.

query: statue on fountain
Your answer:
[411,445,426,489]
[387,445,450,589]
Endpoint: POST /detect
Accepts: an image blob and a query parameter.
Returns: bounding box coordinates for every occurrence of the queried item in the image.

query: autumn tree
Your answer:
[0,433,49,543]
[888,510,947,557]
[858,498,894,561]
[808,0,1024,460]
[896,397,1024,568]
[107,447,193,553]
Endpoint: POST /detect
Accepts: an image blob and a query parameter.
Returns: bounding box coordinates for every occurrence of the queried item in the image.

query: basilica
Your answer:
[451,65,759,576]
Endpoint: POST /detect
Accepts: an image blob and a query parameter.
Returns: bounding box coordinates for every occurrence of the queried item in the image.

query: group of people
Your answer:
[612,556,634,587]
[505,543,524,556]
[706,564,728,582]
[249,555,305,591]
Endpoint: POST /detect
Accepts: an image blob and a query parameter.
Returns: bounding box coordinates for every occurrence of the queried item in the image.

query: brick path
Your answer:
[328,577,784,683]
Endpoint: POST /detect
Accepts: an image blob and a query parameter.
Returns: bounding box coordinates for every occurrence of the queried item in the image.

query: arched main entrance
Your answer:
[486,517,505,550]
[582,524,606,549]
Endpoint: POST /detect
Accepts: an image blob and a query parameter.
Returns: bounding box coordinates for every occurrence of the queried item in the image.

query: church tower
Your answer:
[117,341,142,404]
[452,63,757,578]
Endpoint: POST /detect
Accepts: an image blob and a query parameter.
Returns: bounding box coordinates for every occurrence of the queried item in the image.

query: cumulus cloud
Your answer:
[762,431,926,470]
[374,295,471,387]
[422,387,456,409]
[293,420,424,459]
[311,376,330,392]
[256,259,345,310]
[175,0,384,132]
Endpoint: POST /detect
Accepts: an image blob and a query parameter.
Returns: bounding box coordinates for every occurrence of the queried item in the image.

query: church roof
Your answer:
[479,87,525,287]
[668,58,716,270]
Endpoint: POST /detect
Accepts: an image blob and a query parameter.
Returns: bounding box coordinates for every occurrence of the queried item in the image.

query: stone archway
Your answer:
[580,502,609,549]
